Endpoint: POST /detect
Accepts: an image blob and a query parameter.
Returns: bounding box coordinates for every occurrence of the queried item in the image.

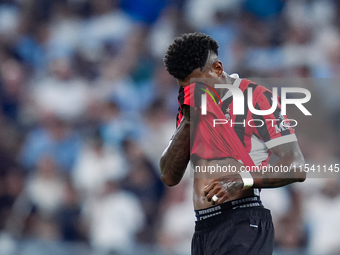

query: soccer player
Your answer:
[160,32,306,255]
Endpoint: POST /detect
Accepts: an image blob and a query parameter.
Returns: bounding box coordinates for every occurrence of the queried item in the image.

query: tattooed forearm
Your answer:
[160,105,195,186]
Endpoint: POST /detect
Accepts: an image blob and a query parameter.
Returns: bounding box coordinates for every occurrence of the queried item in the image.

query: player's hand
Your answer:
[204,174,244,205]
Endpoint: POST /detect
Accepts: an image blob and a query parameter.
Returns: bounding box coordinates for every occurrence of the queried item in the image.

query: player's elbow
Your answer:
[296,166,306,182]
[161,173,179,187]
[291,156,306,183]
[159,157,179,187]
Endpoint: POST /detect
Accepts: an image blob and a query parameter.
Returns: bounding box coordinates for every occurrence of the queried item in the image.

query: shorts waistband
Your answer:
[194,206,272,231]
[195,196,263,221]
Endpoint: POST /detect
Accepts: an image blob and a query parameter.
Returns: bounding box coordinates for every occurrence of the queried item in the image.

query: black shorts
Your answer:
[192,197,274,255]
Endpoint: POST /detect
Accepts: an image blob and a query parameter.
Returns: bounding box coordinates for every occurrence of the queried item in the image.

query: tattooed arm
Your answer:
[160,105,195,186]
[251,141,306,187]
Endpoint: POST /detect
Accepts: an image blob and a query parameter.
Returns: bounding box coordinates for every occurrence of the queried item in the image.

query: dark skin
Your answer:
[160,57,306,210]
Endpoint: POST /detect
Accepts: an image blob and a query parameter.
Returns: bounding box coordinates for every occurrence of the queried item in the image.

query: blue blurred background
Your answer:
[0,0,339,254]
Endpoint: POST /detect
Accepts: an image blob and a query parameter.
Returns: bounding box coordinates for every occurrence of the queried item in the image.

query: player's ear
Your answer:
[213,61,223,77]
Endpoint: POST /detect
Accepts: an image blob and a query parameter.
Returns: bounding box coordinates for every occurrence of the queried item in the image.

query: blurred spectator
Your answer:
[148,7,186,60]
[15,23,48,71]
[271,186,307,255]
[31,57,89,122]
[0,58,25,125]
[184,0,241,30]
[304,179,340,255]
[90,27,146,114]
[72,131,126,198]
[56,181,85,242]
[240,17,285,74]
[25,155,66,217]
[313,34,340,78]
[48,1,81,55]
[140,100,176,167]
[84,178,144,254]
[122,139,165,243]
[92,57,140,113]
[79,0,134,61]
[0,168,24,231]
[283,24,317,68]
[157,174,195,255]
[20,116,80,172]
[202,12,240,71]
[99,100,141,148]
[0,2,20,42]
[284,0,336,29]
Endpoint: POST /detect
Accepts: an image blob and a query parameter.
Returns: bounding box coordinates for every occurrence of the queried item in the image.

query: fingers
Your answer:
[214,190,229,204]
[210,188,232,205]
[204,181,231,204]
[205,185,221,202]
[204,179,242,205]
[204,181,217,196]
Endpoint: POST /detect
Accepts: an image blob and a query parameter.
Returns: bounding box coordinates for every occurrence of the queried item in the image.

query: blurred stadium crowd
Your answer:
[0,0,340,254]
